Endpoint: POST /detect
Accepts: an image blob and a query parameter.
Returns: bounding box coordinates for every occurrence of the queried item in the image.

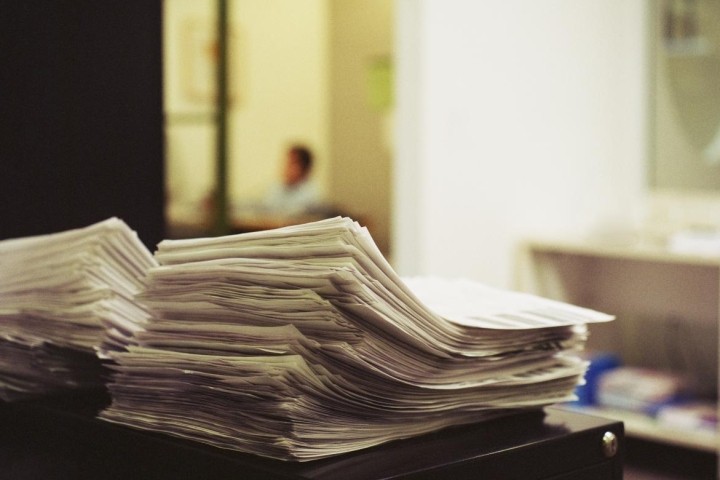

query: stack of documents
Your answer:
[0,218,156,400]
[0,337,107,401]
[99,217,613,461]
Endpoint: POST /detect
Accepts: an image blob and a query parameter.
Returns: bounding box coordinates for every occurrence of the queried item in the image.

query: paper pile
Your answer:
[0,218,156,400]
[99,217,613,461]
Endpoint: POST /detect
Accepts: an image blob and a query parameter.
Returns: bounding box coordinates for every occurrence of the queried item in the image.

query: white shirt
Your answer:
[262,180,322,216]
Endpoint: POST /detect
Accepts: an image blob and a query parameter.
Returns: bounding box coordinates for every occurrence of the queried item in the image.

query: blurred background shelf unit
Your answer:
[517,238,719,455]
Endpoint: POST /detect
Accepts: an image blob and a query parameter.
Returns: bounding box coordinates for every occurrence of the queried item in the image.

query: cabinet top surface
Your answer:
[525,236,720,267]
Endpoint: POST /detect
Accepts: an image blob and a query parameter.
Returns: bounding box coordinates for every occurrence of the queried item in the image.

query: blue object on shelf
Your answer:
[573,353,621,406]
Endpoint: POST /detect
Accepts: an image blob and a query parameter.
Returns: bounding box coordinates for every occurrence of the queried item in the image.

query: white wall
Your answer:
[394,0,648,288]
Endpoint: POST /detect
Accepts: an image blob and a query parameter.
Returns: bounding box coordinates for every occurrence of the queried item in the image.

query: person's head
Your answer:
[283,145,313,187]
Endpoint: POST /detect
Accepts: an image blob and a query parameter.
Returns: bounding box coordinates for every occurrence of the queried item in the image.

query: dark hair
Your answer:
[289,145,313,173]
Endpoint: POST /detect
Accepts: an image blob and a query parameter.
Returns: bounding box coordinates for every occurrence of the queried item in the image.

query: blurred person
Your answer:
[263,144,322,216]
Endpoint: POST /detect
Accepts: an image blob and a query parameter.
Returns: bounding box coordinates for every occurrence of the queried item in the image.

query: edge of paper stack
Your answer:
[0,217,157,400]
[0,216,614,461]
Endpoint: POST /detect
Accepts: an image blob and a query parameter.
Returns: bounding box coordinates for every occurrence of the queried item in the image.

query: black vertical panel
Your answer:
[0,1,164,250]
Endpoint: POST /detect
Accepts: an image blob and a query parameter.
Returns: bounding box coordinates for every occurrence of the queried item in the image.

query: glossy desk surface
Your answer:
[0,391,623,480]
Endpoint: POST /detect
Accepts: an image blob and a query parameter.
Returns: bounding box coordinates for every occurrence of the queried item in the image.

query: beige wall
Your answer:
[164,0,218,219]
[228,0,330,201]
[328,0,394,255]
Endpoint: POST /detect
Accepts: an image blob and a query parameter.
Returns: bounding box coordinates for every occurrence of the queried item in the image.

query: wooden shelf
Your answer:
[524,236,720,268]
[519,237,720,459]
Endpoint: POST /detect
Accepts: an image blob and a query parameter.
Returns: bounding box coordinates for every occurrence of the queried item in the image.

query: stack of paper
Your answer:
[0,337,107,401]
[0,218,156,400]
[99,217,613,461]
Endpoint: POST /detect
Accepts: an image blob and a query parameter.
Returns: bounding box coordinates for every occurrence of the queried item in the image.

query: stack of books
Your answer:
[0,218,156,400]
[97,217,613,461]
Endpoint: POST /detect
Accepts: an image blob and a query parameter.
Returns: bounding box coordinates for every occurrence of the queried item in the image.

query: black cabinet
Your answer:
[0,392,623,480]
